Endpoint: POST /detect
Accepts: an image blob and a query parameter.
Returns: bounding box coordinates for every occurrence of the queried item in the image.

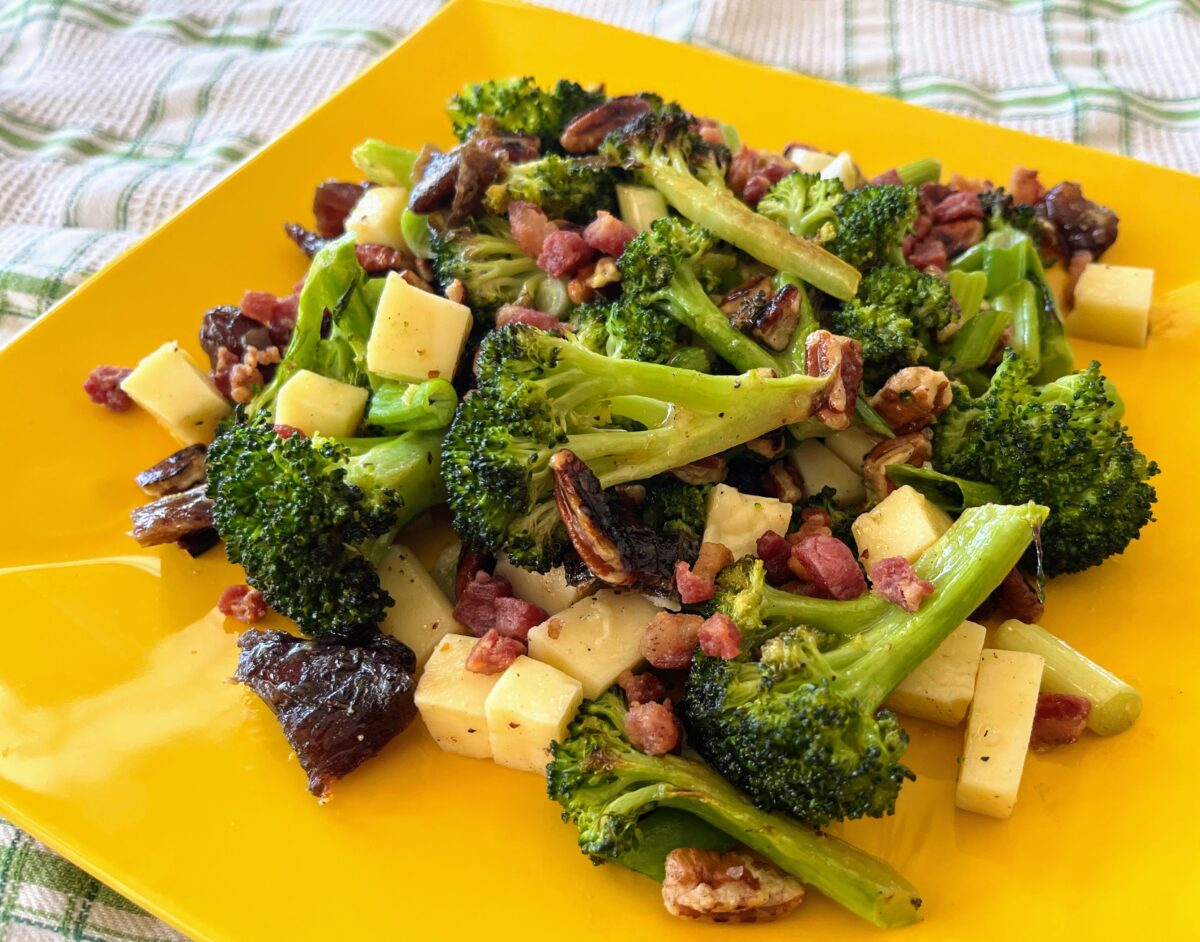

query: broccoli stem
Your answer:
[894,157,941,186]
[610,753,922,927]
[635,159,861,300]
[341,429,447,531]
[991,619,1142,736]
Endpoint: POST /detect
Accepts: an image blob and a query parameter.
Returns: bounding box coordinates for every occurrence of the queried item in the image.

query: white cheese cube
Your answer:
[956,649,1044,819]
[788,440,867,507]
[366,271,473,383]
[1067,263,1154,347]
[494,555,588,616]
[378,544,465,667]
[884,621,987,726]
[823,426,881,472]
[344,186,408,250]
[119,342,231,445]
[852,485,952,576]
[415,634,501,759]
[701,484,794,558]
[274,369,368,438]
[526,590,659,699]
[485,656,583,773]
[787,147,835,174]
[820,151,861,190]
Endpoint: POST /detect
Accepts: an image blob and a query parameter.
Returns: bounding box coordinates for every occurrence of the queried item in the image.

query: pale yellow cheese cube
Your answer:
[378,544,465,667]
[1068,263,1154,347]
[366,271,472,383]
[484,656,583,773]
[274,369,368,438]
[119,342,231,445]
[823,426,881,471]
[956,649,1044,819]
[787,147,835,174]
[494,555,588,616]
[414,634,501,759]
[526,590,659,699]
[344,186,408,249]
[820,151,861,190]
[702,484,794,558]
[788,439,867,507]
[884,621,987,726]
[852,485,952,576]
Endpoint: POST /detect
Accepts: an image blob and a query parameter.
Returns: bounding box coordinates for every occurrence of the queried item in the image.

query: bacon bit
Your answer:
[1009,167,1045,206]
[870,556,934,612]
[932,191,984,224]
[640,612,703,670]
[699,613,742,660]
[906,238,947,272]
[312,181,367,237]
[452,570,513,636]
[625,699,682,755]
[996,567,1044,623]
[869,366,953,433]
[760,461,803,504]
[492,596,549,641]
[862,432,933,499]
[583,211,636,256]
[508,201,556,258]
[693,542,734,582]
[455,549,493,599]
[1064,249,1094,310]
[217,584,268,624]
[354,242,416,275]
[790,535,866,600]
[804,330,863,431]
[662,848,806,923]
[756,530,793,585]
[273,424,305,440]
[675,560,716,605]
[445,278,467,305]
[83,365,134,411]
[727,145,794,206]
[537,229,595,278]
[618,669,667,705]
[798,506,833,535]
[1030,693,1092,750]
[871,168,904,185]
[930,219,985,255]
[495,305,564,332]
[466,629,526,675]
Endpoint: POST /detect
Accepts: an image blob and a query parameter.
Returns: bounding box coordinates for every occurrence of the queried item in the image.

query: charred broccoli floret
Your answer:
[483,153,616,222]
[828,183,918,272]
[431,218,545,320]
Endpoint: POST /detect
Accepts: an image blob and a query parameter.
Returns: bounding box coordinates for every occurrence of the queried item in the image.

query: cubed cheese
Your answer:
[274,369,368,438]
[366,271,472,383]
[852,485,952,575]
[884,621,987,726]
[119,342,230,445]
[787,147,835,174]
[820,151,861,190]
[823,426,881,471]
[494,555,588,616]
[344,186,408,249]
[701,484,793,558]
[788,440,867,507]
[956,649,1044,819]
[415,634,501,759]
[1067,263,1154,347]
[485,657,583,773]
[378,544,464,667]
[526,590,659,699]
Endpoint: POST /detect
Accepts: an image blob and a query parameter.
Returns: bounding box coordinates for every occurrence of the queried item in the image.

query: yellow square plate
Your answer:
[1,1,1197,937]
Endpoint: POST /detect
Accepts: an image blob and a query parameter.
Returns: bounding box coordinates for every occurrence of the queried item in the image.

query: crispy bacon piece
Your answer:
[870,556,934,612]
[625,699,682,755]
[217,584,268,624]
[869,366,953,433]
[83,365,134,411]
[235,629,417,798]
[641,612,703,670]
[452,571,547,640]
[135,444,207,497]
[871,168,904,186]
[727,145,794,206]
[1009,167,1046,206]
[560,96,652,154]
[466,629,527,675]
[674,542,734,605]
[618,669,667,705]
[756,530,793,585]
[906,238,948,272]
[537,229,595,278]
[805,330,863,431]
[1031,693,1092,750]
[495,305,564,332]
[508,200,556,258]
[455,549,493,599]
[699,613,742,660]
[583,210,636,256]
[932,191,983,224]
[273,423,305,440]
[662,848,806,923]
[789,535,866,600]
[930,218,985,255]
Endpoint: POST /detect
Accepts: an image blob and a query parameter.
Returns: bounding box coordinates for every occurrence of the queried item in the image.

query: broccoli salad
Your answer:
[85,77,1158,928]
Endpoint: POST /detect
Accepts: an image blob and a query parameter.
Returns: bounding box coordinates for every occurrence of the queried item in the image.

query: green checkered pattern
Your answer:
[2,0,1198,938]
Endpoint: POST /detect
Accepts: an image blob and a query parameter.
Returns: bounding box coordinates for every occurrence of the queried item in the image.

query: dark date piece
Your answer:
[235,629,418,798]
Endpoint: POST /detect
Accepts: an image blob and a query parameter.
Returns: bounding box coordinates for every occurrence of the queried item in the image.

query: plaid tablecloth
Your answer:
[1,1,1198,939]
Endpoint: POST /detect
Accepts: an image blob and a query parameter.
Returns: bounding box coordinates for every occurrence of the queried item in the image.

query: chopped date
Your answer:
[313,181,368,237]
[83,365,133,412]
[198,305,271,368]
[235,629,418,798]
[495,305,564,332]
[217,584,268,624]
[130,485,213,547]
[756,530,793,585]
[135,444,207,497]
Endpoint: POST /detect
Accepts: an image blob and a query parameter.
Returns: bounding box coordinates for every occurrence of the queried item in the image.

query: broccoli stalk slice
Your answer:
[718,501,1049,649]
[894,157,941,186]
[549,691,924,928]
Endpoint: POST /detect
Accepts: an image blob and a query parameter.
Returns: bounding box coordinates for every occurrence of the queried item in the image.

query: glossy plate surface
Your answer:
[1,1,1197,937]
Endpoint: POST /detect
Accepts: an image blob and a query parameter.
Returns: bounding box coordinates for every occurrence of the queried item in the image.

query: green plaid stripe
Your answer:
[2,0,1199,937]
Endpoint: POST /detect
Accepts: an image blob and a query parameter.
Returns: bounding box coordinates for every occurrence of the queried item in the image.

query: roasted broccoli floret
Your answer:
[447,76,605,150]
[827,263,957,386]
[600,106,860,299]
[431,218,545,320]
[548,689,924,928]
[483,153,616,222]
[207,419,446,638]
[757,172,845,241]
[640,477,707,542]
[441,325,832,570]
[686,502,1048,826]
[828,183,918,272]
[931,351,1159,576]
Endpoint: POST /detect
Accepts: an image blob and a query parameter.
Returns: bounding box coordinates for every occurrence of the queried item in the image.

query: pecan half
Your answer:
[863,432,933,499]
[560,96,652,154]
[804,330,863,431]
[662,848,806,923]
[668,454,728,486]
[869,366,953,433]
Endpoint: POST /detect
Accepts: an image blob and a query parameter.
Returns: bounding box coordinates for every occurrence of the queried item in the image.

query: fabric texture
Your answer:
[0,0,1197,938]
